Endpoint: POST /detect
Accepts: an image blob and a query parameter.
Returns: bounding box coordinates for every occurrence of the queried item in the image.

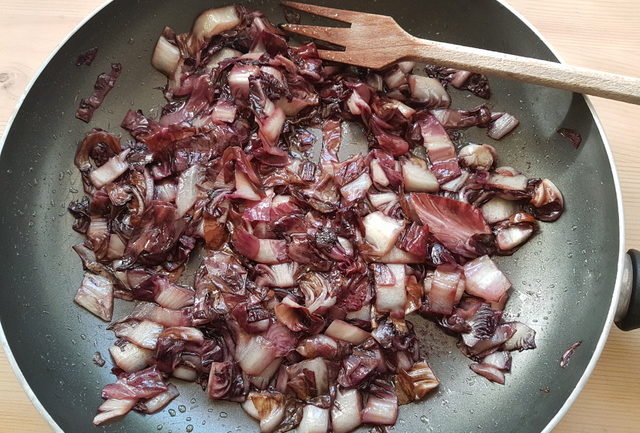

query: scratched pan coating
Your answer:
[0,0,620,432]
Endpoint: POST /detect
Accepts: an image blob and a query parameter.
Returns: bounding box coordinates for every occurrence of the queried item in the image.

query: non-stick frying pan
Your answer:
[1,0,638,432]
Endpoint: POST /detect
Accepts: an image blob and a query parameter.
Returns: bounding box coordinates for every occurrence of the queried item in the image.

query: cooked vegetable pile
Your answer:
[68,5,564,431]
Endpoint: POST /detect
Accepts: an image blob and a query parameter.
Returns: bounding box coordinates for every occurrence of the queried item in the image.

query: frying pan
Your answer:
[1,0,638,432]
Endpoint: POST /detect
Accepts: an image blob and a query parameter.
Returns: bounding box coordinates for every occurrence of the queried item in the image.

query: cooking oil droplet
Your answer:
[207,408,214,413]
[178,405,186,413]
[201,420,206,425]
[157,425,163,431]
[420,415,428,423]
[186,417,191,422]
[190,398,197,404]
[186,425,193,433]
[168,409,176,417]
[219,411,228,418]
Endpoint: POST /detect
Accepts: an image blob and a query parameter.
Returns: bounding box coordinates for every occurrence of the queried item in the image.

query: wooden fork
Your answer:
[281,1,640,104]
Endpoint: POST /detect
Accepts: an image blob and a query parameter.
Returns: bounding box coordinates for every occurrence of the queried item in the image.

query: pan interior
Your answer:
[0,1,619,432]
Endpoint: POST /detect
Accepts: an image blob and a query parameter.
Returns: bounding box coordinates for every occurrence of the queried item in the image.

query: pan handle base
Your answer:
[615,249,640,331]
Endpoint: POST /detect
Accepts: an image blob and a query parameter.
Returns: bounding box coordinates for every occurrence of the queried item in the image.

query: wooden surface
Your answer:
[0,1,639,432]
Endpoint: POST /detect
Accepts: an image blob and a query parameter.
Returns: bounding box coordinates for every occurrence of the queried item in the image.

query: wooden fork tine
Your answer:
[280,1,375,24]
[281,24,351,46]
[317,49,354,64]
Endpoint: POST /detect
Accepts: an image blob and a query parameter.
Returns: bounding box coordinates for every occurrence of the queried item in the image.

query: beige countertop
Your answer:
[1,0,639,432]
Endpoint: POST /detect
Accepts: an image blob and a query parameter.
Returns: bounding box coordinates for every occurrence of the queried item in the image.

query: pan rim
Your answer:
[0,2,113,431]
[0,1,626,432]
[493,1,626,431]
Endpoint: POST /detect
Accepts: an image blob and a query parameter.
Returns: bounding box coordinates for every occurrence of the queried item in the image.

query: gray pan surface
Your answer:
[0,0,623,432]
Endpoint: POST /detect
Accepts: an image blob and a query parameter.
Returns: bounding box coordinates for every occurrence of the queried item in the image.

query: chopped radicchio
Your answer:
[409,193,492,258]
[557,127,582,149]
[560,341,582,368]
[93,351,106,367]
[76,63,122,123]
[424,64,491,99]
[68,5,565,431]
[76,47,98,66]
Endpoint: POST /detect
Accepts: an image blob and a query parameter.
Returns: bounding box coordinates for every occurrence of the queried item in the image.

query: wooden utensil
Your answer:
[281,1,640,104]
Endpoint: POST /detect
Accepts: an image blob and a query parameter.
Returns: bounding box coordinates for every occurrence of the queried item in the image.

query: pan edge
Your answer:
[0,1,115,432]
[493,1,627,431]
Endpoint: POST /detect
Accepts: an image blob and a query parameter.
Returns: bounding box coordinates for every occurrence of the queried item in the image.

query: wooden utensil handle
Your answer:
[407,37,640,104]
